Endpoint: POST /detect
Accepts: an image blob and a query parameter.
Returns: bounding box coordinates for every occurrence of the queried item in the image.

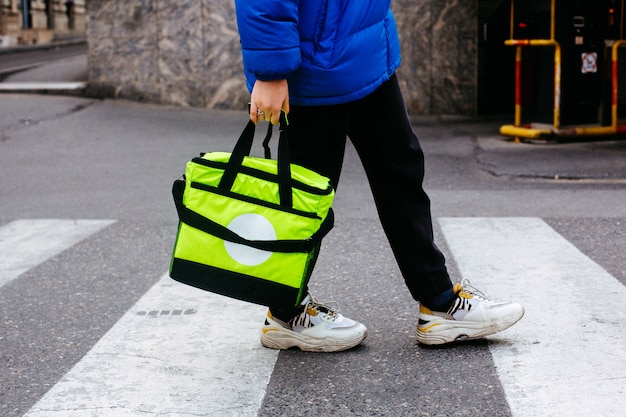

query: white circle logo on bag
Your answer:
[224,213,276,266]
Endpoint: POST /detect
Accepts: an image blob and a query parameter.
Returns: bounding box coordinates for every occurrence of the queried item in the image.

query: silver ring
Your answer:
[257,110,264,115]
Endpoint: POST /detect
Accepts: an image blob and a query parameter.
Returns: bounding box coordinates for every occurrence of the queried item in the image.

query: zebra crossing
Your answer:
[1,218,625,417]
[0,219,115,289]
[439,218,626,417]
[22,274,276,417]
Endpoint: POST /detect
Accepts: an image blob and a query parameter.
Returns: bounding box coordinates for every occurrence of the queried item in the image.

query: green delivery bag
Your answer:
[170,116,335,307]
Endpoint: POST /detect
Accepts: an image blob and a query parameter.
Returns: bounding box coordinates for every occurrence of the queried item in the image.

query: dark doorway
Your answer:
[477,1,516,116]
[45,0,52,29]
[21,0,32,28]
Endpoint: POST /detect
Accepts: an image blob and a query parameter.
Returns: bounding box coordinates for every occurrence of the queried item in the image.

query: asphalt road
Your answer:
[0,42,87,81]
[1,44,626,416]
[0,92,625,416]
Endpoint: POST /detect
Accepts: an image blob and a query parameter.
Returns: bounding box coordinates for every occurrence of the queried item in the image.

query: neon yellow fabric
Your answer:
[173,151,334,292]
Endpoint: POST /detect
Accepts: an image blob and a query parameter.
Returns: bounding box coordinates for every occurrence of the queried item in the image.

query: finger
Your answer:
[283,97,290,116]
[250,104,259,123]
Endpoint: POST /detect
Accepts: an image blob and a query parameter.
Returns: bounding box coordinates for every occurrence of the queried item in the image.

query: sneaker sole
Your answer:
[261,325,367,353]
[416,308,525,345]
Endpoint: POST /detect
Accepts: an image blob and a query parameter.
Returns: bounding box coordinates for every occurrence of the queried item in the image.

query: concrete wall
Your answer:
[86,0,479,116]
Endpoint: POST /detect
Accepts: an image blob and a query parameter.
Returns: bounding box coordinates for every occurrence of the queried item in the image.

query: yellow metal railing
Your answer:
[500,0,626,139]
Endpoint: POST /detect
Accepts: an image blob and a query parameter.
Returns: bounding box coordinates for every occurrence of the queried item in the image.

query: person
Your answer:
[234,0,524,351]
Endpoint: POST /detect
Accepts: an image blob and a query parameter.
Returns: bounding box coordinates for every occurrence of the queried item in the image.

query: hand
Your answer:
[249,79,290,124]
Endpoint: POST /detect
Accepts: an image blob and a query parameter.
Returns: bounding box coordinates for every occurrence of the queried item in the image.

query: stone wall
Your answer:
[86,0,480,116]
[394,0,477,115]
[86,0,244,109]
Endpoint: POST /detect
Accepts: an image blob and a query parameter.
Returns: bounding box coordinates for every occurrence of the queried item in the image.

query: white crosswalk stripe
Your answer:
[22,274,278,417]
[439,217,626,417]
[2,218,625,416]
[0,219,115,289]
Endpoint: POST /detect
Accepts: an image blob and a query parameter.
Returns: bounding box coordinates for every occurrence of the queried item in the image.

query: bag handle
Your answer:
[218,113,292,208]
[172,179,333,253]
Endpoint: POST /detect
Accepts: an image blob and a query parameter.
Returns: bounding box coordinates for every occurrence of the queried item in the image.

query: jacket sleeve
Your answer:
[234,0,301,80]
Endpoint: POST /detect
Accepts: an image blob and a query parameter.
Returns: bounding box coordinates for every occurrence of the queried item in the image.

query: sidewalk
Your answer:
[472,126,626,181]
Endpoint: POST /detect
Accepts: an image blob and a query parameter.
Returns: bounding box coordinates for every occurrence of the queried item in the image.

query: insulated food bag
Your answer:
[170,117,335,307]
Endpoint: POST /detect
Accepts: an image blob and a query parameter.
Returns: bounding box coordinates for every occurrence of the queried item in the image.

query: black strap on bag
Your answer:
[218,113,292,208]
[174,111,334,253]
[262,123,273,159]
[172,179,334,253]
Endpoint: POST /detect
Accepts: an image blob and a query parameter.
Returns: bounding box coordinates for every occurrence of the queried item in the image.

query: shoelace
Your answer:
[307,296,341,322]
[459,279,491,301]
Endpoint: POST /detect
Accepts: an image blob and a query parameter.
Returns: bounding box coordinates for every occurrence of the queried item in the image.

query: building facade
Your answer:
[0,0,86,47]
[85,0,505,116]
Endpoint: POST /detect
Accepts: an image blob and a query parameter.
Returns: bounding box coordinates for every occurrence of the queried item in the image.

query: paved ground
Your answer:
[1,51,625,417]
[0,40,86,81]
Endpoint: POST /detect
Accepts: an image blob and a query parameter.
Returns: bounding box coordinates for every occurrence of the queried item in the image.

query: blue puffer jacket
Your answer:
[234,0,401,106]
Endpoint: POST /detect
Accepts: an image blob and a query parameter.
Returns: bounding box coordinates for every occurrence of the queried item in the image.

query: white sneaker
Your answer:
[416,280,524,345]
[261,295,367,352]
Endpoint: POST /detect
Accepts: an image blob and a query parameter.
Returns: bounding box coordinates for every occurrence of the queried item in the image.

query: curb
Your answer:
[0,82,86,96]
[0,37,86,55]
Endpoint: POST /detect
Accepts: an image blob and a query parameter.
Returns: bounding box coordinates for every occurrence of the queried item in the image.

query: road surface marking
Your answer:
[0,81,86,91]
[0,219,115,289]
[439,217,626,417]
[23,273,278,417]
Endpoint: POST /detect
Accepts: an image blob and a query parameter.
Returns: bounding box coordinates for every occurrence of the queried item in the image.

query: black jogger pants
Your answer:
[270,75,453,318]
